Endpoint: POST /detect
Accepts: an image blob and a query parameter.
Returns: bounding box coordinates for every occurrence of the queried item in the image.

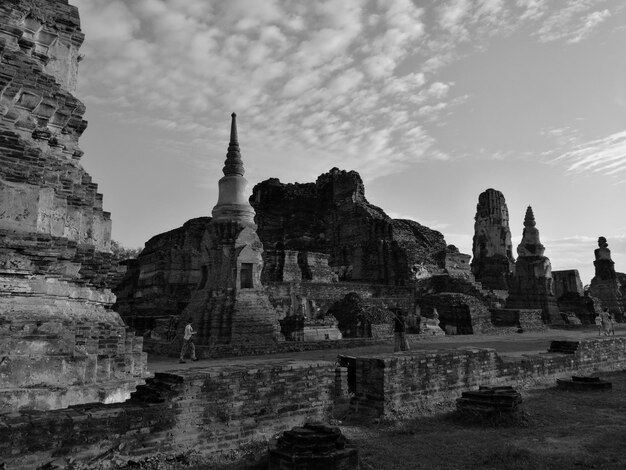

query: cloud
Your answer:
[536,1,612,44]
[73,0,620,191]
[551,130,626,178]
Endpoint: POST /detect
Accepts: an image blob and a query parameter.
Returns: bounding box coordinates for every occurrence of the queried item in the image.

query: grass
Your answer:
[345,370,626,470]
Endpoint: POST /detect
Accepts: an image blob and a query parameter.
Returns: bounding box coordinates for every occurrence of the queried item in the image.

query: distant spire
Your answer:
[517,205,544,257]
[222,112,244,176]
[523,206,535,227]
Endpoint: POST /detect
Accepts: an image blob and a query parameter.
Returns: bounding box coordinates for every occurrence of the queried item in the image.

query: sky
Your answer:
[72,0,626,285]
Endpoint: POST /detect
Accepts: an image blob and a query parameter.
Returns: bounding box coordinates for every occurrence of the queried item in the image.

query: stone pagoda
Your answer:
[589,237,625,322]
[505,206,561,323]
[471,188,515,290]
[181,113,281,347]
[0,0,147,411]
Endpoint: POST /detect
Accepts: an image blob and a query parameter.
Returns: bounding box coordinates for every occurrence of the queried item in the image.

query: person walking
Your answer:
[607,312,615,336]
[600,308,611,336]
[393,311,410,352]
[179,319,198,363]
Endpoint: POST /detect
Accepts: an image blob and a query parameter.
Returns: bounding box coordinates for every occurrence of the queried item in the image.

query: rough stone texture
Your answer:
[553,269,584,298]
[415,274,503,309]
[489,308,546,332]
[268,423,358,470]
[251,168,447,285]
[589,237,625,322]
[505,206,561,324]
[326,292,401,339]
[553,269,597,324]
[113,217,210,334]
[444,245,473,279]
[0,360,339,469]
[471,189,515,290]
[262,249,335,284]
[351,338,626,418]
[0,0,147,411]
[419,293,493,335]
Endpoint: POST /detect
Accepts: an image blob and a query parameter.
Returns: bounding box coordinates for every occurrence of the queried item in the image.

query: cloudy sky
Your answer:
[72,0,626,284]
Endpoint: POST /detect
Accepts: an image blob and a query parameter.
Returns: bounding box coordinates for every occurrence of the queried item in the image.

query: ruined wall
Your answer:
[0,0,147,411]
[351,338,626,418]
[553,269,584,298]
[552,269,596,324]
[113,217,210,332]
[419,293,493,334]
[0,360,339,469]
[251,168,447,285]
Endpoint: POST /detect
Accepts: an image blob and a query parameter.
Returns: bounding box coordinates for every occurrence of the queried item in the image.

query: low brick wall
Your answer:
[351,337,626,418]
[4,338,626,468]
[0,360,339,469]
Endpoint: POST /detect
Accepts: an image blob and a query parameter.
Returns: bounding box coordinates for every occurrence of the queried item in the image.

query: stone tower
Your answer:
[471,188,515,290]
[589,236,625,322]
[182,114,281,347]
[506,206,561,323]
[0,0,147,411]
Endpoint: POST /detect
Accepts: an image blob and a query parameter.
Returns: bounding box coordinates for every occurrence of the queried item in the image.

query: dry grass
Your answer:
[345,370,626,470]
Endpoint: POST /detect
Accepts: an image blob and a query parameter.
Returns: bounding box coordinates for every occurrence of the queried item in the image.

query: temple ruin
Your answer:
[589,236,625,322]
[179,113,282,348]
[2,2,626,468]
[471,188,515,291]
[0,0,147,411]
[505,206,561,323]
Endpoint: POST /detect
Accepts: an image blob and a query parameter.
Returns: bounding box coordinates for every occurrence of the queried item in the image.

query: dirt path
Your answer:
[148,325,626,373]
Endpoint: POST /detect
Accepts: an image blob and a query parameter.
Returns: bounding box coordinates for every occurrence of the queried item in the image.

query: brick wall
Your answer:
[0,360,339,469]
[3,338,626,467]
[352,337,626,418]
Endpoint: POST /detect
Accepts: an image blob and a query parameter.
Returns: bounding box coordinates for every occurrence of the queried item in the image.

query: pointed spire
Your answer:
[517,205,544,257]
[223,112,244,176]
[523,205,536,228]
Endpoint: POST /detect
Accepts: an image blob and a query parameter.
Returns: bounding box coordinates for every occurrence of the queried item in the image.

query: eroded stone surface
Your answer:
[0,0,147,411]
[251,168,447,285]
[589,237,625,322]
[471,189,515,290]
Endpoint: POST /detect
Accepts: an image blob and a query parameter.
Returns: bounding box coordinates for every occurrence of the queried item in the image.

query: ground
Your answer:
[116,368,626,470]
[345,369,626,470]
[115,326,626,469]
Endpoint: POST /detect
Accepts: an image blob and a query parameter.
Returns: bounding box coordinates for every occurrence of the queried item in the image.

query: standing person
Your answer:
[600,308,611,336]
[179,319,198,363]
[393,311,410,352]
[594,312,603,336]
[608,312,615,336]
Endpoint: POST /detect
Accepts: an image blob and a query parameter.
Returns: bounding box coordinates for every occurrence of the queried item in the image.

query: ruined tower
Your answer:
[506,206,561,323]
[471,188,515,290]
[181,114,281,347]
[0,0,147,411]
[589,237,625,322]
